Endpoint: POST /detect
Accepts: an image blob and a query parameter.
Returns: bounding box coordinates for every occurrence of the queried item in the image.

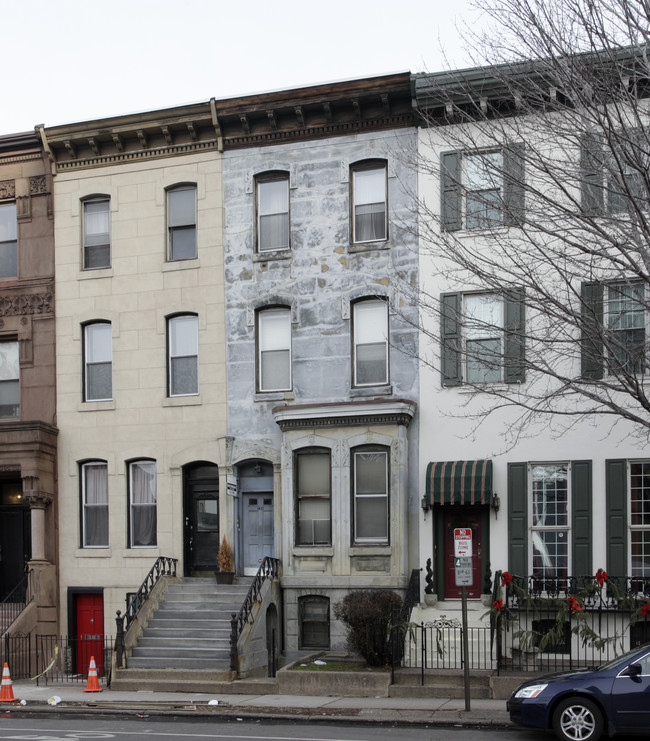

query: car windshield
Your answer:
[597,645,650,672]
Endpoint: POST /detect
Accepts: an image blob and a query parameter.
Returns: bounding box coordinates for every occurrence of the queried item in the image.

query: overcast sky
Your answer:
[1,0,478,136]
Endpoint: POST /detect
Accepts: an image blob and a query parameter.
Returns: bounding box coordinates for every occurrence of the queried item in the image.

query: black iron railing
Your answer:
[115,556,177,667]
[1,633,113,685]
[230,557,280,672]
[0,570,32,635]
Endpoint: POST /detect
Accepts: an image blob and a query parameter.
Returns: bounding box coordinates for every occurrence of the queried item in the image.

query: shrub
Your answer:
[217,535,234,572]
[333,589,402,667]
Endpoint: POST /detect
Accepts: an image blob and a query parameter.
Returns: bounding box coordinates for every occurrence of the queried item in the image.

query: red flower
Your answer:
[493,599,503,611]
[501,571,514,586]
[641,603,650,616]
[567,596,583,612]
[595,569,608,587]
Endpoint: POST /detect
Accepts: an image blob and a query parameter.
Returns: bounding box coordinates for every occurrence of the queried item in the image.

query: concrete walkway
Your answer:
[3,680,512,727]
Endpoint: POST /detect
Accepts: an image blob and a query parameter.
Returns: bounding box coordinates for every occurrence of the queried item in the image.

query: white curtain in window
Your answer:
[84,462,108,547]
[354,168,386,241]
[131,461,157,547]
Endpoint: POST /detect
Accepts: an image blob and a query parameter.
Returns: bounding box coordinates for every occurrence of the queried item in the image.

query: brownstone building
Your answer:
[0,131,57,634]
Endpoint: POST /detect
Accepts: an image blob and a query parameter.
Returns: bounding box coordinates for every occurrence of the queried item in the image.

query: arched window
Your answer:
[352,298,388,386]
[167,314,199,396]
[256,172,290,252]
[295,447,331,546]
[351,160,387,243]
[352,446,389,544]
[81,460,108,548]
[167,184,197,261]
[128,459,157,547]
[257,306,291,392]
[84,322,112,401]
[82,196,110,269]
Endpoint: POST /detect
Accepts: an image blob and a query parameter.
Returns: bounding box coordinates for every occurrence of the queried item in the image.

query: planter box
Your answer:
[215,572,234,585]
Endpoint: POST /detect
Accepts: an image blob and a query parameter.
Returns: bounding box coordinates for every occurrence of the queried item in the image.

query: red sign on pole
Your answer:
[454,528,472,558]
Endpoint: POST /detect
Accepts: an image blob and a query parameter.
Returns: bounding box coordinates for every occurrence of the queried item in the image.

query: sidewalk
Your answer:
[3,681,512,727]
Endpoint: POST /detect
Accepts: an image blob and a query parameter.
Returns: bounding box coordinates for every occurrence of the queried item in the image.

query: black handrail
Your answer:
[115,556,177,667]
[229,557,280,672]
[0,570,33,635]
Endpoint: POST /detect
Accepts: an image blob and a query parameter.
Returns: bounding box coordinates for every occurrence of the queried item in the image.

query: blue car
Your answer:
[507,643,650,740]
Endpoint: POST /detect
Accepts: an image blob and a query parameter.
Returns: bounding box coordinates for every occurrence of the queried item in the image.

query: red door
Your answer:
[444,507,483,599]
[76,593,104,674]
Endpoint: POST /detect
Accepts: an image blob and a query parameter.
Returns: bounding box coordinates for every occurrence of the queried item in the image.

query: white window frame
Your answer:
[257,307,292,392]
[353,299,388,387]
[0,202,18,279]
[167,185,197,261]
[464,150,505,230]
[84,322,112,402]
[128,459,157,548]
[81,461,109,548]
[464,293,504,383]
[168,314,199,397]
[353,448,389,544]
[607,282,646,375]
[257,173,290,252]
[295,448,331,547]
[529,463,571,581]
[0,339,19,418]
[351,162,388,244]
[82,197,111,269]
[629,460,650,578]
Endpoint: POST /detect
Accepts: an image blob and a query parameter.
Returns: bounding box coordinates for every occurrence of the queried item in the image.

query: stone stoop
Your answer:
[110,577,253,690]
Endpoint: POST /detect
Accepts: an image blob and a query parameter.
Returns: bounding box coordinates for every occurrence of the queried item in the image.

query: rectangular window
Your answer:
[168,315,199,396]
[353,299,388,386]
[258,307,291,392]
[257,175,289,252]
[465,294,503,383]
[0,202,18,279]
[630,462,650,577]
[352,163,387,243]
[607,283,645,374]
[129,460,157,547]
[465,151,504,229]
[83,198,110,269]
[531,464,569,580]
[296,449,331,546]
[353,449,388,543]
[84,323,112,401]
[299,596,330,649]
[0,340,19,418]
[82,462,108,548]
[167,186,197,261]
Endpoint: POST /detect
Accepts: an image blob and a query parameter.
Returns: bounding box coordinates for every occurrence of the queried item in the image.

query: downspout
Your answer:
[36,125,57,175]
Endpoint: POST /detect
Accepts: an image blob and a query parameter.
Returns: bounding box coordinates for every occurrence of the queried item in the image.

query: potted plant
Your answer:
[216,535,235,584]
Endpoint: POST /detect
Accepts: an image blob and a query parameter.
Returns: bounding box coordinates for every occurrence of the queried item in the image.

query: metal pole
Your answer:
[461,585,471,712]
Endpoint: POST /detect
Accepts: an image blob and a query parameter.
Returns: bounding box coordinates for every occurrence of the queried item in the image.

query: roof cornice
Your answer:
[272,398,416,431]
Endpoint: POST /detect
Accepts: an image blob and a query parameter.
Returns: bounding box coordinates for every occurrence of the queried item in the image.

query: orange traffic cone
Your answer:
[0,662,17,702]
[83,656,102,693]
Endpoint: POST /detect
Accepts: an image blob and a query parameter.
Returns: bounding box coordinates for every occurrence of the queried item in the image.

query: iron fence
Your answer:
[0,571,32,634]
[1,633,113,685]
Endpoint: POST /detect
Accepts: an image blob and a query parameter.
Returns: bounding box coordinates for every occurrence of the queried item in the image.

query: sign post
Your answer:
[454,529,472,712]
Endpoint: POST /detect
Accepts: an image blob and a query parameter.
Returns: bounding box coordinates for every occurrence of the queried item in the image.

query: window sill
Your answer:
[125,547,160,556]
[456,384,510,394]
[349,545,391,555]
[348,241,390,253]
[75,548,111,557]
[253,250,291,263]
[349,385,392,398]
[78,267,113,280]
[162,258,200,272]
[292,546,334,558]
[254,391,295,402]
[163,395,201,407]
[78,400,115,412]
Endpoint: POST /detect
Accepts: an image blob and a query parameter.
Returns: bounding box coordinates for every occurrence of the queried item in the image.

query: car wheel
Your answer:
[552,697,603,741]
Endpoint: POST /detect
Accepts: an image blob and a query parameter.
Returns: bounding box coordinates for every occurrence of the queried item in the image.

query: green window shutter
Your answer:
[581,282,604,380]
[504,287,525,383]
[571,460,592,577]
[440,292,461,386]
[581,134,604,215]
[508,462,528,577]
[441,151,461,232]
[503,143,525,226]
[606,459,627,577]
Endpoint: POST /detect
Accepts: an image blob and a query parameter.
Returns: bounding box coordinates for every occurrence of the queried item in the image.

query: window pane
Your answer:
[356,496,388,540]
[171,356,198,395]
[355,451,388,542]
[353,167,386,242]
[354,301,387,386]
[0,341,20,417]
[631,530,650,577]
[354,168,385,205]
[260,214,289,251]
[87,362,112,401]
[259,308,291,391]
[300,597,329,650]
[532,530,568,579]
[532,465,568,527]
[297,453,330,496]
[466,338,502,383]
[261,349,290,391]
[84,200,110,270]
[631,462,650,526]
[259,179,288,214]
[196,500,219,532]
[0,204,17,241]
[83,463,108,547]
[297,451,330,545]
[170,315,198,356]
[168,187,196,227]
[86,324,112,363]
[130,461,156,547]
[169,226,196,261]
[466,152,503,229]
[259,309,291,350]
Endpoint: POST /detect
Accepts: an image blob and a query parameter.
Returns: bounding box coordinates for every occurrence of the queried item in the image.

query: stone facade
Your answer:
[0,132,57,633]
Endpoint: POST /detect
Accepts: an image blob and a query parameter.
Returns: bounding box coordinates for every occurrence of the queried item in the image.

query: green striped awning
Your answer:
[426,460,492,506]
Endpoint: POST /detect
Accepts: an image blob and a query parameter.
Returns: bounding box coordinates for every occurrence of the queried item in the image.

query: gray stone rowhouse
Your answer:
[219,74,419,656]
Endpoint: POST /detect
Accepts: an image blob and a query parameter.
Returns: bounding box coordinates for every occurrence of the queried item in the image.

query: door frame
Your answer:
[182,462,220,577]
[434,504,490,600]
[67,587,104,674]
[237,459,274,576]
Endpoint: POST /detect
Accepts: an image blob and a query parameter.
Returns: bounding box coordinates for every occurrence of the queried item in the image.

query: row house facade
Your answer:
[0,132,57,635]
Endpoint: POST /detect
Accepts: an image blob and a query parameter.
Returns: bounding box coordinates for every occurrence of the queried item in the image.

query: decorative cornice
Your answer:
[272,398,416,431]
[0,180,15,199]
[0,291,53,317]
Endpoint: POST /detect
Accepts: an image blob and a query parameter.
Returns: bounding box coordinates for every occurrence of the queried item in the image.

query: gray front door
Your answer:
[242,492,273,574]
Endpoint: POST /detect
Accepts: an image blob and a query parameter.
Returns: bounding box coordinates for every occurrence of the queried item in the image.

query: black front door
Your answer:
[0,502,30,600]
[183,464,219,576]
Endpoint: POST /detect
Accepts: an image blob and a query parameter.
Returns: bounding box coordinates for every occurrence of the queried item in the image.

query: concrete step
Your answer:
[142,627,230,639]
[125,656,232,670]
[110,667,278,693]
[137,637,230,649]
